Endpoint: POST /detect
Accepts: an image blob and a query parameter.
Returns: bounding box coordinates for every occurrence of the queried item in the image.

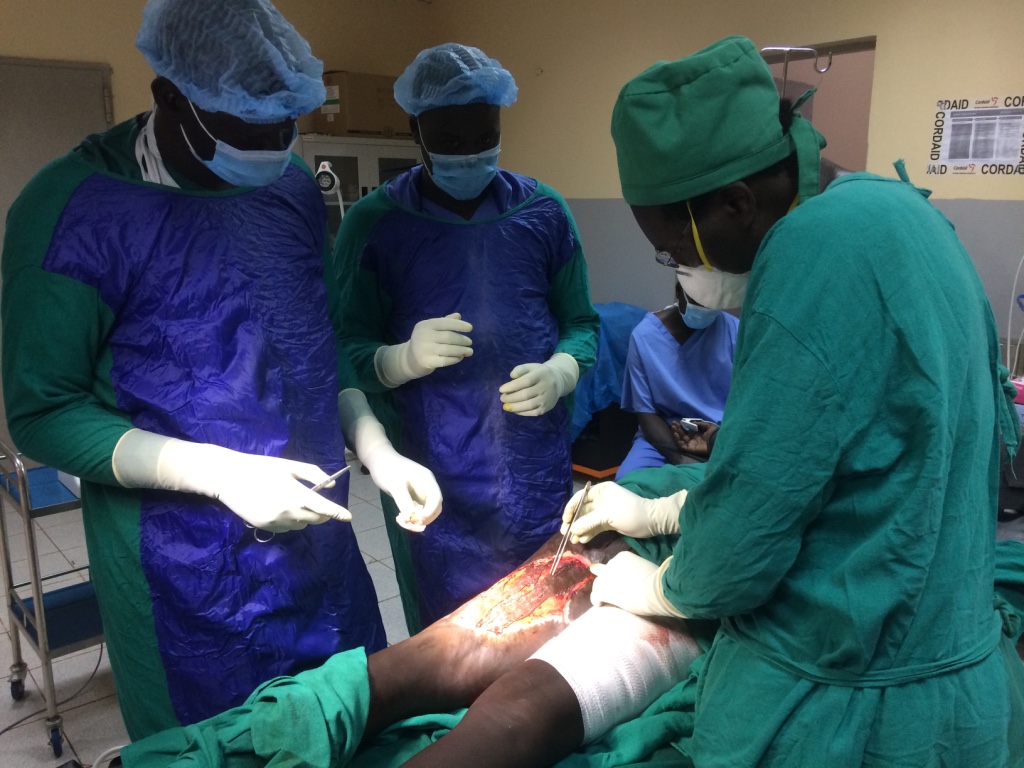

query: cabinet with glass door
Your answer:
[298,134,421,244]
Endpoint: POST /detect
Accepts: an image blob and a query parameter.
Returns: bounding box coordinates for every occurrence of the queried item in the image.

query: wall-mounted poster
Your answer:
[927,95,1024,176]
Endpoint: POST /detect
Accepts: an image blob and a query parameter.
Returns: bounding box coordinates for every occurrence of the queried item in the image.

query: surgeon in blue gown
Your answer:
[0,0,412,738]
[332,43,599,632]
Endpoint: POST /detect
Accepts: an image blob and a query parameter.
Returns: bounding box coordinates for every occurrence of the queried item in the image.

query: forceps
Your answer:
[551,481,591,575]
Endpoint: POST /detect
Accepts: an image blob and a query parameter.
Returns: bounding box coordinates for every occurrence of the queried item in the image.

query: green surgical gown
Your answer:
[661,172,1024,766]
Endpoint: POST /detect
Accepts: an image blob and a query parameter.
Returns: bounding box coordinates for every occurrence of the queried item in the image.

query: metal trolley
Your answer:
[0,439,103,757]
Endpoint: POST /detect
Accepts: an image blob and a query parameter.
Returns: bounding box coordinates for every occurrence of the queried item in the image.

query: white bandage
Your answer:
[528,604,700,743]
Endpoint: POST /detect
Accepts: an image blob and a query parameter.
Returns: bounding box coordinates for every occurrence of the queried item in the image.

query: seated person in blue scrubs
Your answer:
[616,280,738,478]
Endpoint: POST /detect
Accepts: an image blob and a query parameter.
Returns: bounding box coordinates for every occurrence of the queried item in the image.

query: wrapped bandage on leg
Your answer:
[528,604,700,743]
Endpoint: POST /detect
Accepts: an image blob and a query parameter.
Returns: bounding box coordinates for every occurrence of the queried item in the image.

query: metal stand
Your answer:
[0,441,103,757]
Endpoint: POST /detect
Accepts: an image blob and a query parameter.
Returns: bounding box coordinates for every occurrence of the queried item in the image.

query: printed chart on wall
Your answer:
[927,95,1024,177]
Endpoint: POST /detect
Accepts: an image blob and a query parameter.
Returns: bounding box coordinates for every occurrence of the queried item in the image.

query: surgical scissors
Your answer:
[248,465,352,542]
[309,464,351,493]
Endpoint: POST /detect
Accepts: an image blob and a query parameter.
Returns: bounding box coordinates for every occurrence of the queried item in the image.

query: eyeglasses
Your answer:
[652,201,713,272]
[654,249,680,269]
[651,204,692,270]
[654,220,692,269]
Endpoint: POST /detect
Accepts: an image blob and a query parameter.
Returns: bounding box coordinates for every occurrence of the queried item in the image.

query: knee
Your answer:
[470,660,584,758]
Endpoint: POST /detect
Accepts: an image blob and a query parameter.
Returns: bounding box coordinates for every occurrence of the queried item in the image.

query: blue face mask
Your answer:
[422,138,501,201]
[678,297,721,330]
[182,101,296,187]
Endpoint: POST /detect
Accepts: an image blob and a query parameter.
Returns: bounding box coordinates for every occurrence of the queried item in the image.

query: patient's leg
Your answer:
[403,602,701,768]
[362,533,630,738]
[402,658,582,768]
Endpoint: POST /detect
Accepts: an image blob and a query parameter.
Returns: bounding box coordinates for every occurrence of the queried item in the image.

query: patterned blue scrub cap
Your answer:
[394,43,518,116]
[136,0,326,124]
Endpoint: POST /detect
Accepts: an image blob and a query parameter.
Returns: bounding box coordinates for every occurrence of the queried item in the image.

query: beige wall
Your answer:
[3,0,1022,200]
[0,1,151,118]
[429,0,1024,201]
[0,0,439,122]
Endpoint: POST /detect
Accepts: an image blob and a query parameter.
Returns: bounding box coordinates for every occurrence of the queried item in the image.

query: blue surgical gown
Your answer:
[332,167,598,631]
[1,116,386,739]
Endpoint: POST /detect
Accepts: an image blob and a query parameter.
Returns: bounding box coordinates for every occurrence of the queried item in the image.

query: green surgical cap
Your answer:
[611,36,825,206]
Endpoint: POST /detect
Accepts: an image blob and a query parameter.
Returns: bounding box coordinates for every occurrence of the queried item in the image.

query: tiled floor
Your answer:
[0,457,405,768]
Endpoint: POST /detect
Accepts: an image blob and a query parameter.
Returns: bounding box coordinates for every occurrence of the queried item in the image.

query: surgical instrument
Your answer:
[310,464,351,493]
[248,465,353,542]
[551,481,590,576]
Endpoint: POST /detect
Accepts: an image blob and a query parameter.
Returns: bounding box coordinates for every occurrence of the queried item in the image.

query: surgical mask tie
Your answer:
[677,294,721,330]
[421,133,500,201]
[669,199,749,310]
[182,101,296,187]
[686,200,714,272]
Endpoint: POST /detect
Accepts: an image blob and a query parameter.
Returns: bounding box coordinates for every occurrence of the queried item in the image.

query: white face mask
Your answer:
[674,266,748,310]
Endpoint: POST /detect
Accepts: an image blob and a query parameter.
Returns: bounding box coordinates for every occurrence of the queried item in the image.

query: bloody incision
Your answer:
[449,553,595,635]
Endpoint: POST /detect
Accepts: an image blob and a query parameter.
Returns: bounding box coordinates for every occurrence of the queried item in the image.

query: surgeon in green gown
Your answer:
[563,35,1024,767]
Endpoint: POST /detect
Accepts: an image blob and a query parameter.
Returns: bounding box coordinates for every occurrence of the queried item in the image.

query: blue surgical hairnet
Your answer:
[394,43,518,116]
[136,0,326,124]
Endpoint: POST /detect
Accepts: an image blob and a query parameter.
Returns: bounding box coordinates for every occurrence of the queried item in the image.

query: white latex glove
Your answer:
[561,482,686,544]
[338,388,442,531]
[112,429,349,532]
[499,352,579,417]
[375,313,473,388]
[590,553,685,618]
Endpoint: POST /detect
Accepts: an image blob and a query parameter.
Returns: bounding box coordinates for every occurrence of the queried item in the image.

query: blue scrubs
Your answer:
[617,310,737,478]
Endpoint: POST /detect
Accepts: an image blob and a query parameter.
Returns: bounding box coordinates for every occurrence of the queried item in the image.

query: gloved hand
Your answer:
[590,553,685,618]
[338,388,442,531]
[112,429,349,532]
[375,313,473,388]
[499,352,579,417]
[562,482,687,544]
